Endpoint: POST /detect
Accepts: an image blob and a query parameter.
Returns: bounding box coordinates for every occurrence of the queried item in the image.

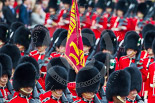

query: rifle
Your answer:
[65,87,76,103]
[86,38,100,65]
[50,9,60,20]
[113,39,124,58]
[7,32,14,44]
[138,6,154,29]
[61,92,68,103]
[0,91,4,103]
[29,86,41,103]
[63,8,71,19]
[136,95,144,103]
[38,37,59,69]
[135,38,143,66]
[107,10,114,23]
[90,8,96,18]
[94,94,101,103]
[80,9,88,23]
[96,11,105,24]
[36,82,45,95]
[130,38,143,70]
[118,4,135,27]
[99,88,108,103]
[7,81,15,100]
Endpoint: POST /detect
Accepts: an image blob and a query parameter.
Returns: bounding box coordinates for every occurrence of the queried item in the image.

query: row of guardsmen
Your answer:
[0,18,154,103]
[45,0,155,41]
[0,1,154,103]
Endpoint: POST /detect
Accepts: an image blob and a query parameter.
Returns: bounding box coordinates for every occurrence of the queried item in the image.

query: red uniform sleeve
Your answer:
[118,57,124,70]
[141,59,149,82]
[115,57,119,71]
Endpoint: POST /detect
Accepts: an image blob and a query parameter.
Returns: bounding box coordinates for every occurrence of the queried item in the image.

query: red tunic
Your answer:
[132,18,155,38]
[50,52,61,58]
[38,74,46,90]
[91,13,108,39]
[45,13,59,37]
[115,57,119,71]
[0,86,11,100]
[119,55,145,97]
[29,50,47,90]
[21,52,24,56]
[119,56,135,70]
[138,56,154,97]
[96,93,102,100]
[58,9,70,30]
[8,92,33,103]
[29,50,47,72]
[80,13,91,29]
[142,57,154,82]
[67,82,80,101]
[140,51,148,59]
[103,13,112,30]
[110,16,131,42]
[126,99,137,103]
[139,50,148,96]
[29,50,45,61]
[40,91,62,103]
[145,62,155,103]
[84,55,88,64]
[132,18,144,38]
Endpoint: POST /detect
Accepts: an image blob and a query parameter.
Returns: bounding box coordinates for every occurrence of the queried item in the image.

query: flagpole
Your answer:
[74,0,79,45]
[74,0,79,73]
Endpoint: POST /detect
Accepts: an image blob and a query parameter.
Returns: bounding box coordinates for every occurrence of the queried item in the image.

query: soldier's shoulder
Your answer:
[73,99,82,103]
[40,91,52,102]
[8,95,18,102]
[42,97,50,103]
[29,50,38,56]
[120,56,128,60]
[149,62,155,66]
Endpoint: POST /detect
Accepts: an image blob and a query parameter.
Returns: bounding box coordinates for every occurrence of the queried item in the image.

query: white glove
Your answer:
[144,99,147,103]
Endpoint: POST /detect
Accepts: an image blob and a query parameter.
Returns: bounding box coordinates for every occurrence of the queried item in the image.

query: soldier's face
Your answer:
[59,46,66,54]
[79,7,85,14]
[83,45,91,54]
[0,40,5,48]
[20,87,33,95]
[147,48,153,55]
[16,44,25,52]
[88,7,93,12]
[37,46,47,54]
[128,89,138,99]
[52,89,63,98]
[64,4,70,9]
[106,8,112,13]
[82,92,95,101]
[126,49,137,58]
[117,10,123,17]
[96,8,103,14]
[137,12,144,19]
[0,75,8,87]
[49,8,56,15]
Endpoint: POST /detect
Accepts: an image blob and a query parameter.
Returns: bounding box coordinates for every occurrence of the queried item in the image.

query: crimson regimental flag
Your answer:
[65,0,85,73]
